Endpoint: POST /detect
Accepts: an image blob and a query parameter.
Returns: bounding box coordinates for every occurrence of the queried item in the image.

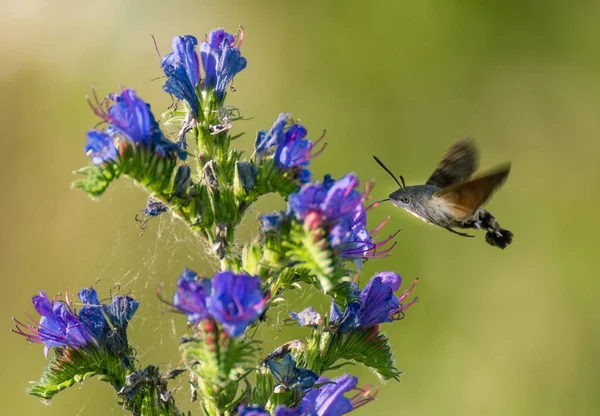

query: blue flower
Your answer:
[102,294,140,332]
[298,374,376,416]
[206,271,268,337]
[287,175,333,220]
[259,212,282,232]
[161,35,200,116]
[255,114,326,175]
[255,113,290,154]
[356,276,400,328]
[13,291,95,357]
[299,168,312,184]
[330,272,418,333]
[87,88,180,159]
[78,288,111,341]
[173,268,211,323]
[274,407,301,416]
[238,406,270,416]
[274,126,310,169]
[288,174,397,263]
[200,28,247,101]
[85,131,118,165]
[289,306,323,328]
[267,353,319,392]
[107,89,155,146]
[329,301,361,333]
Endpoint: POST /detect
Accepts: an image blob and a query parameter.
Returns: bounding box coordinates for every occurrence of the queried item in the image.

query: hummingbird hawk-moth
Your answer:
[374,139,513,249]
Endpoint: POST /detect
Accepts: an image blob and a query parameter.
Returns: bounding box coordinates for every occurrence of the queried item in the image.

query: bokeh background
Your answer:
[2,1,600,414]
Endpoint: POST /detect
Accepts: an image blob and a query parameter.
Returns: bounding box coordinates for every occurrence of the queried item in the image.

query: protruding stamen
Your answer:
[235,25,245,48]
[150,34,162,59]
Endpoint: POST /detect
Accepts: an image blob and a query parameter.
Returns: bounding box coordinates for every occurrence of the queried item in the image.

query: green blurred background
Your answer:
[2,0,600,414]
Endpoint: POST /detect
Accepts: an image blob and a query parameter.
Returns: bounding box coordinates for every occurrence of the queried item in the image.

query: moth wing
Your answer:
[434,163,511,220]
[427,138,479,188]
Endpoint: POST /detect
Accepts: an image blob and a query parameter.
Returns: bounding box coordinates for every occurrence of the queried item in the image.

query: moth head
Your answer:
[389,186,414,209]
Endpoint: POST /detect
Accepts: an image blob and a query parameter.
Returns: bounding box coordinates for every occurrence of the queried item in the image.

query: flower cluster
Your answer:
[255,113,326,183]
[85,89,180,165]
[13,288,139,360]
[173,269,268,337]
[291,173,397,260]
[264,173,398,270]
[161,28,247,116]
[26,24,421,416]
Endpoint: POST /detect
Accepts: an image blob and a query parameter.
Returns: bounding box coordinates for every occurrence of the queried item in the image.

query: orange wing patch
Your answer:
[434,163,511,220]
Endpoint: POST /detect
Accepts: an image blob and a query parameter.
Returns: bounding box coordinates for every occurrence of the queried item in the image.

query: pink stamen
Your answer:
[361,180,375,203]
[400,296,419,312]
[314,129,327,145]
[372,229,400,249]
[350,384,379,409]
[370,217,390,236]
[235,26,245,48]
[398,277,419,303]
[370,241,397,257]
[309,141,327,159]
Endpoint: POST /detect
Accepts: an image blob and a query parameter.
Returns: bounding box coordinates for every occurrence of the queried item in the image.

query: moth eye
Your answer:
[401,196,411,204]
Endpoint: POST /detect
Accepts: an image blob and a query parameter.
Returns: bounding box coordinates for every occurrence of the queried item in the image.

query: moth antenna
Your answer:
[399,175,406,189]
[373,155,404,189]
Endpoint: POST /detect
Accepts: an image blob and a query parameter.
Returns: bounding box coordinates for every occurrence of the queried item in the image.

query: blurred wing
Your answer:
[434,163,511,220]
[427,139,479,188]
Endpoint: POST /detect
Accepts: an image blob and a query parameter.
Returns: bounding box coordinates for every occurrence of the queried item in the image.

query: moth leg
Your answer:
[443,226,475,238]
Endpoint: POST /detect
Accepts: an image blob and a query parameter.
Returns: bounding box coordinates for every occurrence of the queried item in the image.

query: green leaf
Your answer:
[28,346,126,401]
[315,329,401,381]
[252,366,274,407]
[72,163,119,198]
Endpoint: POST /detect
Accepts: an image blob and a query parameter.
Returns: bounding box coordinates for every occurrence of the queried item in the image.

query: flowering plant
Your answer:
[13,27,418,416]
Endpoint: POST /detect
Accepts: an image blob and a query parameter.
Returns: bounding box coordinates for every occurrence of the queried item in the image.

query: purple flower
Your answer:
[299,168,312,184]
[320,174,362,220]
[238,406,270,416]
[84,131,118,165]
[78,288,111,341]
[274,124,326,170]
[255,112,291,154]
[173,268,211,323]
[267,353,319,392]
[287,174,397,262]
[298,374,377,416]
[13,288,140,364]
[86,88,180,159]
[329,301,361,333]
[13,291,95,356]
[102,294,140,331]
[274,407,301,416]
[107,89,156,145]
[200,28,247,101]
[161,35,200,115]
[259,212,282,232]
[206,271,268,337]
[356,276,400,328]
[289,306,323,328]
[330,272,418,333]
[255,113,326,174]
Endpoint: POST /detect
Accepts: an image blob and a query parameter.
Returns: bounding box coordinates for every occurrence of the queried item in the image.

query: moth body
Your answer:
[374,139,513,249]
